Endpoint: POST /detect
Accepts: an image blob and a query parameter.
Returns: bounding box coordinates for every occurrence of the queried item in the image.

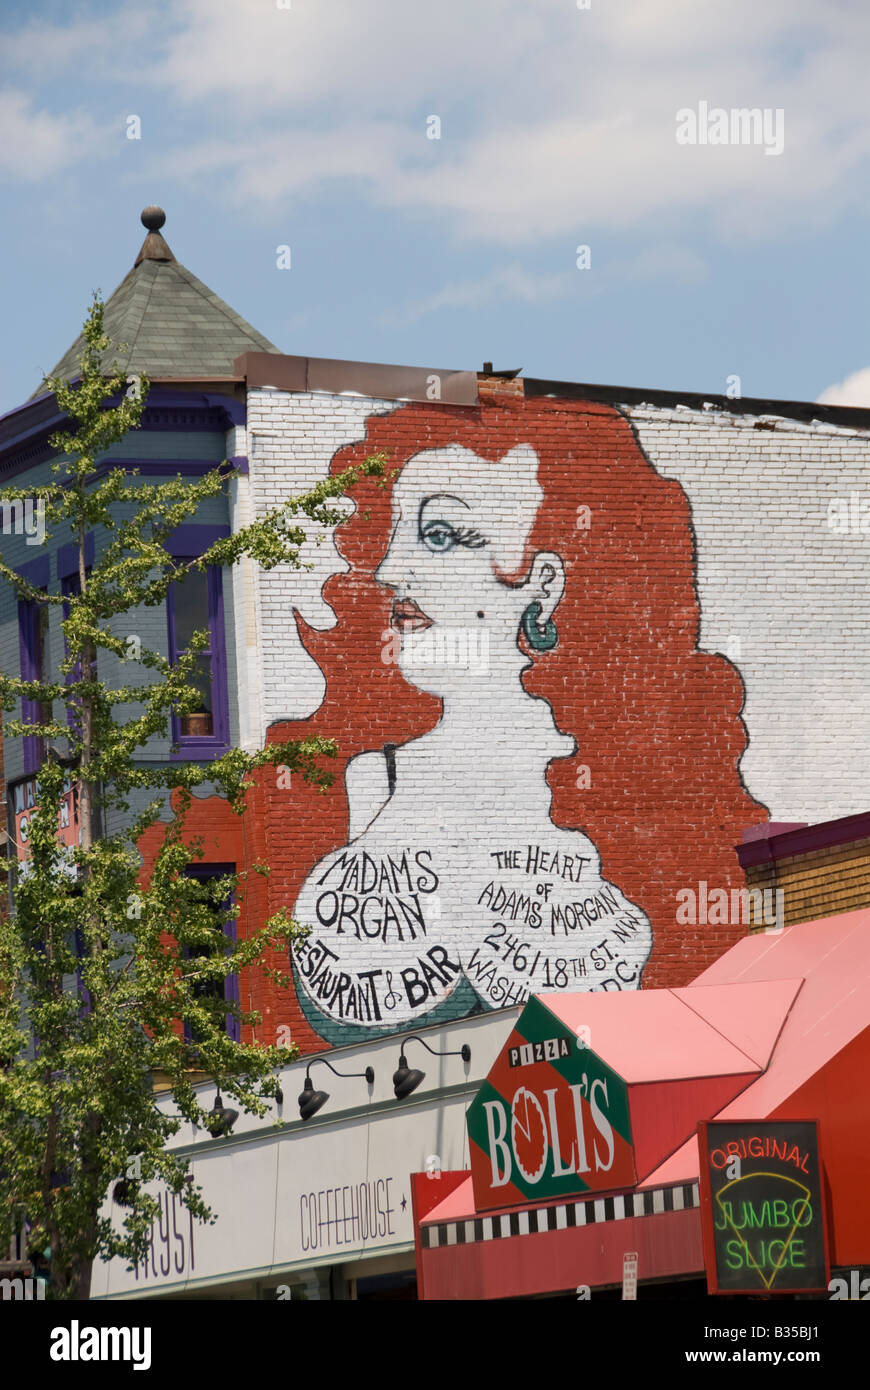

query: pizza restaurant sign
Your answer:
[10,774,80,864]
[467,997,636,1211]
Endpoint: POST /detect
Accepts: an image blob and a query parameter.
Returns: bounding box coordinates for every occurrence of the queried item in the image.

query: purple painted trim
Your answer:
[1,386,242,480]
[61,569,93,729]
[103,385,237,409]
[177,736,228,759]
[192,564,230,752]
[0,399,68,456]
[226,456,249,475]
[139,410,228,433]
[166,543,230,757]
[182,864,240,1043]
[1,439,57,476]
[0,388,58,427]
[61,573,78,732]
[737,811,870,868]
[164,524,230,557]
[101,387,243,433]
[15,554,50,587]
[15,554,49,770]
[58,534,95,581]
[203,393,246,426]
[100,387,242,427]
[17,597,44,774]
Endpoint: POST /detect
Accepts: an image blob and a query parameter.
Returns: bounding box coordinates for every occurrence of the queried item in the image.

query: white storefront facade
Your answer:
[93,1010,518,1300]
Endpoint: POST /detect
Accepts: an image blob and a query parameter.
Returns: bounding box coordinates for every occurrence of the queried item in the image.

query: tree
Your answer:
[0,294,385,1299]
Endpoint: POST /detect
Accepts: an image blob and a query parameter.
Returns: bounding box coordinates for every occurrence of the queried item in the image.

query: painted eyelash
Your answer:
[449,526,487,549]
[420,519,488,550]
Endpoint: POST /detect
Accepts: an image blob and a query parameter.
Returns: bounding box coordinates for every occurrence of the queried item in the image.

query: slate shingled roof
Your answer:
[30,207,280,397]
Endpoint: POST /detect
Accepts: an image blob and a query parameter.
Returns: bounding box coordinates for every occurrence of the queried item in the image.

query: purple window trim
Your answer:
[182,864,240,1044]
[166,535,231,758]
[16,556,50,775]
[17,597,44,775]
[57,534,95,581]
[16,554,50,588]
[164,523,230,557]
[61,569,93,730]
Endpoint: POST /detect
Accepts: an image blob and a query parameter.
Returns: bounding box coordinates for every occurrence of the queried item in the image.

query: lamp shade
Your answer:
[298,1077,329,1121]
[393,1053,425,1099]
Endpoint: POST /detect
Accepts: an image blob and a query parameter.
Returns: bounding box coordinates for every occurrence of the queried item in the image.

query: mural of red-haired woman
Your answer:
[263,392,766,1047]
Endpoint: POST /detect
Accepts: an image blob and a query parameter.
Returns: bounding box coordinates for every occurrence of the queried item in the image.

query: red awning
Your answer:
[416,909,870,1298]
[416,1174,703,1300]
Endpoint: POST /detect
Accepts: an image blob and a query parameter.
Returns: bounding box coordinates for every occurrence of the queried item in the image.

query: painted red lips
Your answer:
[391,597,434,632]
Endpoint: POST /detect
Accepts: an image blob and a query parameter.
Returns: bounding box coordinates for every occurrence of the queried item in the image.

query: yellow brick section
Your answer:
[745,836,870,931]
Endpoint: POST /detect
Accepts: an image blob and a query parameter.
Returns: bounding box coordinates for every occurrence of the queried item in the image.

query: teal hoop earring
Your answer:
[520,601,558,652]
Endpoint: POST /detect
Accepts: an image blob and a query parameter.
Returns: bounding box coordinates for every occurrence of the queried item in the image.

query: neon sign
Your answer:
[699,1120,829,1294]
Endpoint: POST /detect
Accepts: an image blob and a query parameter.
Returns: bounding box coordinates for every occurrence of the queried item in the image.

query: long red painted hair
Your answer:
[261,393,766,1046]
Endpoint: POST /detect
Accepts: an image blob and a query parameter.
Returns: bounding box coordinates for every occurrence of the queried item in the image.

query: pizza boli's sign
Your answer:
[467,997,636,1211]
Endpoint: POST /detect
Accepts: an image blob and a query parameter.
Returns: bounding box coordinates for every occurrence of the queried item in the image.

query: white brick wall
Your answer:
[245,389,395,739]
[244,388,870,825]
[625,404,870,823]
[237,383,870,1036]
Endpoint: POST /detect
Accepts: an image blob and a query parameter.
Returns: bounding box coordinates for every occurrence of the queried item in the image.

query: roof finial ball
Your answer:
[134,205,174,267]
[141,205,166,232]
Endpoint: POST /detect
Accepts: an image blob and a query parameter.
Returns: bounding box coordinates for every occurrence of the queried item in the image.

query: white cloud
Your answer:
[817,368,870,407]
[0,10,153,80]
[150,0,870,243]
[0,90,109,179]
[5,0,870,245]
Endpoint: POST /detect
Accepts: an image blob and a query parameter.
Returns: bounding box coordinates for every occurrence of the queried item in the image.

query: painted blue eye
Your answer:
[421,520,456,552]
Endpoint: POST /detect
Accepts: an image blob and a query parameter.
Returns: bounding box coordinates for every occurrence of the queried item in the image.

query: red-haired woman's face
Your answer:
[374,443,565,694]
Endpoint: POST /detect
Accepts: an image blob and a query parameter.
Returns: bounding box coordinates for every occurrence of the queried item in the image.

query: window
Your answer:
[61,569,92,734]
[17,594,47,775]
[166,559,230,757]
[58,536,95,739]
[15,536,51,775]
[182,865,240,1045]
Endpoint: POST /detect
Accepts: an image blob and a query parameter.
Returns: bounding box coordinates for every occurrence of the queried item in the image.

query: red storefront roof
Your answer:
[647,909,870,1186]
[417,909,870,1297]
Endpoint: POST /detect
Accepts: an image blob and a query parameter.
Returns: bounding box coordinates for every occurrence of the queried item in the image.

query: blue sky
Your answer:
[3,0,870,416]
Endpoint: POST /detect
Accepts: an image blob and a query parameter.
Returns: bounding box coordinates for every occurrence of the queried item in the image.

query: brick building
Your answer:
[4,207,870,1298]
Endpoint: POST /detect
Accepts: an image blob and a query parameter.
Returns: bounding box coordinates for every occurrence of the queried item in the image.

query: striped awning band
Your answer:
[420,1181,700,1249]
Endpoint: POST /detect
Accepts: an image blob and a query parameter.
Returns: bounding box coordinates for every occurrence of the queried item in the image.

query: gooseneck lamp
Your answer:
[393,1036,472,1100]
[298,1057,375,1121]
